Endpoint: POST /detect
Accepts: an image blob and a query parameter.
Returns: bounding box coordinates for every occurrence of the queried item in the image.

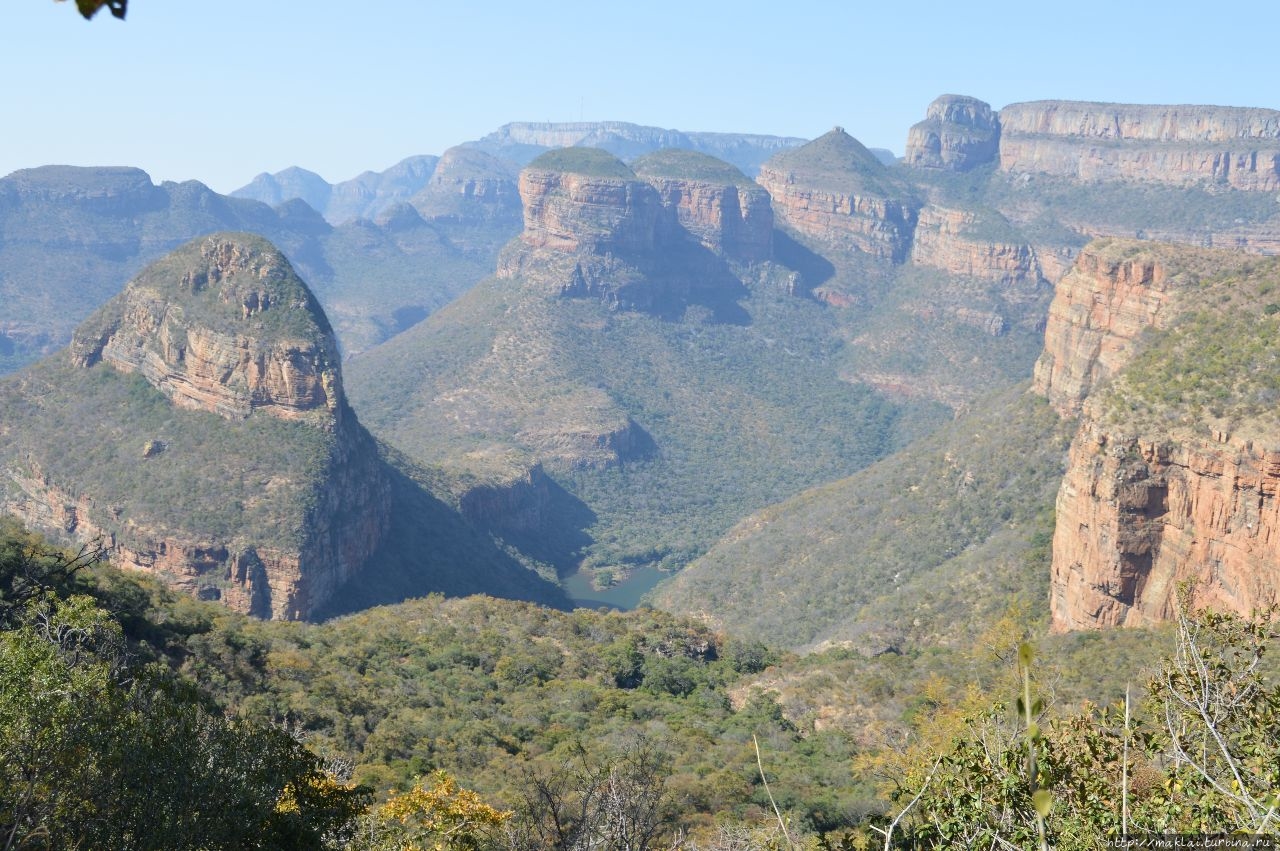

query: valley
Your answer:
[5,92,1280,847]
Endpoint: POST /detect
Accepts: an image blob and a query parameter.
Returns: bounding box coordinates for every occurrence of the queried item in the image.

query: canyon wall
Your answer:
[1037,240,1280,629]
[999,101,1280,190]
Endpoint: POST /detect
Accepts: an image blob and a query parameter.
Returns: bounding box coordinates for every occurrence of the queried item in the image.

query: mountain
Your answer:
[467,120,817,174]
[232,155,441,224]
[344,147,948,583]
[0,233,568,619]
[1030,239,1280,630]
[0,165,514,374]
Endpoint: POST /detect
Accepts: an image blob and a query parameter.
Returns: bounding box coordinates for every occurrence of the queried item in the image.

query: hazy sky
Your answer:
[5,0,1277,193]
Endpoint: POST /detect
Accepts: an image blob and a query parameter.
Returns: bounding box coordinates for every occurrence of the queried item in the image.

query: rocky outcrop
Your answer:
[758,128,919,261]
[1031,240,1228,416]
[632,150,773,262]
[909,203,1042,287]
[499,148,759,310]
[70,235,343,422]
[409,147,521,223]
[998,101,1280,190]
[0,233,392,620]
[1038,241,1280,630]
[904,95,1000,171]
[1050,423,1280,631]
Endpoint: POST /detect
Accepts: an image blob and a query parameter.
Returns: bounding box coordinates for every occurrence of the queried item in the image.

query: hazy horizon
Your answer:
[5,0,1278,193]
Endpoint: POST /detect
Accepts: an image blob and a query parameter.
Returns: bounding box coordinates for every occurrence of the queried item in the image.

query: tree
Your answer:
[54,0,126,20]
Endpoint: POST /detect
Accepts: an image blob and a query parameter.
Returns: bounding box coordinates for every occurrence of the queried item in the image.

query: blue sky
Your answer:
[4,0,1277,193]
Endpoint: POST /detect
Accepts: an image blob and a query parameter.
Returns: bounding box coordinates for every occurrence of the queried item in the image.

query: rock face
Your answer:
[1037,241,1280,630]
[632,149,773,262]
[70,235,343,422]
[758,128,919,261]
[1050,423,1280,631]
[499,147,764,309]
[1031,240,1224,416]
[904,95,1000,171]
[999,101,1280,190]
[409,147,521,223]
[909,203,1042,287]
[0,233,391,620]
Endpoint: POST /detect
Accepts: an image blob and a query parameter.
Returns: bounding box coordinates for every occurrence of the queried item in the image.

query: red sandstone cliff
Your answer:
[1036,239,1280,630]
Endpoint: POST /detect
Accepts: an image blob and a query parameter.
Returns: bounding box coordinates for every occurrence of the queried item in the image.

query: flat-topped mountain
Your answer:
[904,94,1000,172]
[345,146,943,584]
[468,120,816,174]
[904,95,1280,193]
[498,148,767,312]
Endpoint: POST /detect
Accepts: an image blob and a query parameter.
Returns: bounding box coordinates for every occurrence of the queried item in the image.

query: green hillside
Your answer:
[345,265,951,581]
[650,385,1074,649]
[526,147,637,179]
[631,149,756,187]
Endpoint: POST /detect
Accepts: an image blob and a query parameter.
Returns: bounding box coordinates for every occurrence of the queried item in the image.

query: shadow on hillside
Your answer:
[638,241,751,326]
[314,464,574,620]
[773,229,834,293]
[477,475,599,581]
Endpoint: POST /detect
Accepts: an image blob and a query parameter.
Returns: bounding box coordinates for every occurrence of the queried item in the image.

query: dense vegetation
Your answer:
[0,358,339,553]
[6,519,1276,848]
[652,386,1073,648]
[631,150,756,187]
[526,149,637,179]
[346,265,951,582]
[1101,253,1280,441]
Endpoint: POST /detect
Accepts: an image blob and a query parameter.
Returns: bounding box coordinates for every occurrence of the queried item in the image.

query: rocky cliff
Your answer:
[0,233,391,620]
[757,128,919,261]
[999,101,1280,190]
[909,203,1042,287]
[70,235,344,422]
[499,147,760,311]
[904,95,1000,171]
[632,149,773,263]
[408,147,521,224]
[1038,241,1280,630]
[1031,239,1229,416]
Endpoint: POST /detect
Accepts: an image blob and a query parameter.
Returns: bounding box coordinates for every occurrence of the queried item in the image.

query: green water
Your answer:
[564,565,668,610]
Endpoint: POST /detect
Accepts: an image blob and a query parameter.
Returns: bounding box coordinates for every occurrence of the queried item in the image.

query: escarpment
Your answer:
[909,203,1043,288]
[757,128,919,261]
[1031,240,1228,416]
[998,101,1280,190]
[0,233,391,620]
[1038,241,1280,630]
